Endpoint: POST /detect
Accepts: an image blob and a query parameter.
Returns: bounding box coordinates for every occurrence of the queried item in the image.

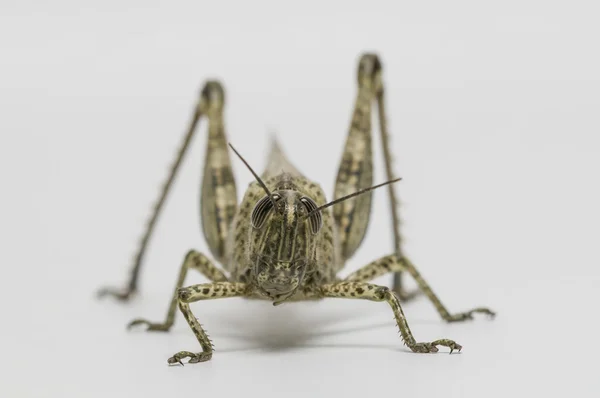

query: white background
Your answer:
[1,0,599,397]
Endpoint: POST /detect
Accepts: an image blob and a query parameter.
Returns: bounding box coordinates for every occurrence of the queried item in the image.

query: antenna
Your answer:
[303,177,402,220]
[228,143,277,208]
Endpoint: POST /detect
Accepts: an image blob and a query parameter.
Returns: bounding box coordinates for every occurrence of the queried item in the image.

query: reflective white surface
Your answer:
[1,1,599,397]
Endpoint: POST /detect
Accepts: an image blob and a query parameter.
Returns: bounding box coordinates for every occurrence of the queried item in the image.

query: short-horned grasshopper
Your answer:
[99,53,495,365]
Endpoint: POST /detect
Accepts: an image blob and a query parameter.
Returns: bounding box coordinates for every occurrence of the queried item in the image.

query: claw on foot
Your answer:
[478,307,497,319]
[447,307,496,323]
[127,318,171,332]
[96,286,136,301]
[411,342,439,353]
[167,351,212,366]
[411,339,462,354]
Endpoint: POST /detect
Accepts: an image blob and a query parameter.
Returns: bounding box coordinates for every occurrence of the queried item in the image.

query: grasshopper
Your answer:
[99,53,495,365]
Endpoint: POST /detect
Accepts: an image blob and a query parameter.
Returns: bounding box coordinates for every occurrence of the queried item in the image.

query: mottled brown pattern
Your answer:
[99,53,495,365]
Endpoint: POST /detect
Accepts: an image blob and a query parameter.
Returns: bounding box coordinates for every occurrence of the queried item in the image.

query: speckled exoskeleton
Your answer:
[99,53,495,365]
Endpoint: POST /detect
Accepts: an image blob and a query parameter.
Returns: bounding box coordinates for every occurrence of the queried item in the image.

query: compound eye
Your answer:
[251,194,279,229]
[300,197,322,234]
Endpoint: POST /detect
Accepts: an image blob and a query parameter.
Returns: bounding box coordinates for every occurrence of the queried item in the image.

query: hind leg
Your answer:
[335,53,416,300]
[345,254,495,322]
[332,54,377,261]
[97,81,237,301]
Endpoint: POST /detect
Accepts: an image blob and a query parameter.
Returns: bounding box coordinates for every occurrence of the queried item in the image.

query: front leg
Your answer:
[344,254,495,322]
[128,250,228,332]
[168,282,247,365]
[321,282,461,353]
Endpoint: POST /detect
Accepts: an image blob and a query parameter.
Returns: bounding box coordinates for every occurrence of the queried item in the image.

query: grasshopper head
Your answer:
[250,190,323,303]
[228,141,401,304]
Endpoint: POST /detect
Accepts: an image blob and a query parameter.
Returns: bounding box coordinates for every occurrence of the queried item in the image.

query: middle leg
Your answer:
[344,254,495,322]
[128,250,228,331]
[321,282,461,353]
